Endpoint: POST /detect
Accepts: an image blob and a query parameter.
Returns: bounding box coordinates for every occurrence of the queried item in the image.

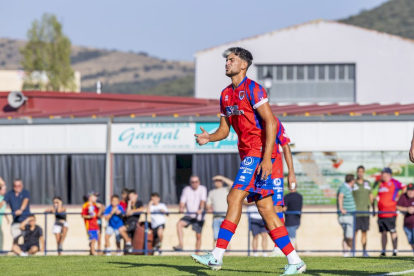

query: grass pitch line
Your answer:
[374,269,414,276]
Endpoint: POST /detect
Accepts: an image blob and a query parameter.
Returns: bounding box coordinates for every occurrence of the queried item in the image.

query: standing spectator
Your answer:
[147,192,169,252]
[44,196,68,255]
[103,195,132,255]
[244,200,268,257]
[0,178,10,252]
[283,187,303,249]
[120,188,129,210]
[125,190,144,238]
[353,165,374,257]
[397,183,414,255]
[0,179,30,244]
[207,176,230,245]
[173,175,207,252]
[81,191,102,255]
[337,174,356,257]
[12,215,43,256]
[377,167,406,256]
[409,128,414,163]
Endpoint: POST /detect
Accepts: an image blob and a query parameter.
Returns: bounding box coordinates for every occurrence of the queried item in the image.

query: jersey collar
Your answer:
[232,76,248,90]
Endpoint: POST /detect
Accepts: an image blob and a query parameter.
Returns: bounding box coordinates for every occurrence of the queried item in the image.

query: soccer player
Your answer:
[81,191,102,255]
[192,47,305,275]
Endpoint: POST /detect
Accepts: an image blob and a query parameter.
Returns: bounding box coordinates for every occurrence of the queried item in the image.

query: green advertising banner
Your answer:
[291,151,414,205]
[195,122,238,150]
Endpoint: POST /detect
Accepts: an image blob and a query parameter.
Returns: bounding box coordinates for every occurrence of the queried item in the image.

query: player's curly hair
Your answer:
[222,47,253,70]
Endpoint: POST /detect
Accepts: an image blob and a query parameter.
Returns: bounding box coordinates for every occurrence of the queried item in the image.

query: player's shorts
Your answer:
[88,230,99,241]
[53,221,69,234]
[232,156,279,203]
[378,217,396,233]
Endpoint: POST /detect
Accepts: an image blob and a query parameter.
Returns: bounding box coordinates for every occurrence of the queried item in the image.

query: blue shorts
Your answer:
[404,227,414,245]
[88,230,99,241]
[212,217,225,240]
[286,225,299,239]
[233,156,283,203]
[250,218,267,236]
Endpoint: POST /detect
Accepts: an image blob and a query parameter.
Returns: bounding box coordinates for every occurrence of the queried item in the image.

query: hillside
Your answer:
[340,0,414,39]
[0,38,194,96]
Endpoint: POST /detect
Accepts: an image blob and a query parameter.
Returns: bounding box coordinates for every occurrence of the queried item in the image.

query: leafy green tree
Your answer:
[21,13,75,91]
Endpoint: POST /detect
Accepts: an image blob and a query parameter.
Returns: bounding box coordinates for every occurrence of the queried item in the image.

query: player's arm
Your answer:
[281,144,296,191]
[195,116,231,145]
[255,103,277,180]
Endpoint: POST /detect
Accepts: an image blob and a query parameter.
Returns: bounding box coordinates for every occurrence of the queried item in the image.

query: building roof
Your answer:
[195,20,414,55]
[0,91,412,119]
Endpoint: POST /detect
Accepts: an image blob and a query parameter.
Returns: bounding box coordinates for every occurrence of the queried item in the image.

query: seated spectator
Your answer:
[45,196,68,255]
[147,192,169,252]
[397,183,414,255]
[104,195,132,255]
[283,187,303,249]
[12,215,43,256]
[120,188,129,210]
[244,200,268,257]
[125,190,144,238]
[0,178,10,252]
[81,191,102,255]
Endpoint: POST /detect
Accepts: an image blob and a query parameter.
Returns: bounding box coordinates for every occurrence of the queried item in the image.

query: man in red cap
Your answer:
[376,168,406,256]
[397,183,414,255]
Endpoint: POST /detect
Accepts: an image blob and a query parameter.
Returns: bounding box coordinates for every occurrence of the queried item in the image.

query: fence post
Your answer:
[247,212,251,257]
[44,213,47,256]
[144,213,148,256]
[352,211,356,257]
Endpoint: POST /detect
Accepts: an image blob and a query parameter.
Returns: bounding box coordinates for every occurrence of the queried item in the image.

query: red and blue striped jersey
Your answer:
[377,178,406,218]
[220,77,290,160]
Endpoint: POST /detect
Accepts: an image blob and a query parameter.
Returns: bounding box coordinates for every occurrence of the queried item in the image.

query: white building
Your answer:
[195,20,414,104]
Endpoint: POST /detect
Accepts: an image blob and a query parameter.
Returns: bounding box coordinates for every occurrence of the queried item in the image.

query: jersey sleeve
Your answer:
[247,82,268,109]
[276,119,291,146]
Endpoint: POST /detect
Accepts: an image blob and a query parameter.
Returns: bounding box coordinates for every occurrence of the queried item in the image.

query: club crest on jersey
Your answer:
[239,91,245,100]
[225,105,244,117]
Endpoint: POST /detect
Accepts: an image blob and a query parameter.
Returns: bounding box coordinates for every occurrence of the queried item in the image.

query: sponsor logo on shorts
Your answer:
[277,194,282,199]
[242,157,254,166]
[240,166,253,175]
[256,179,266,188]
[273,178,282,187]
[239,175,246,182]
[273,187,283,193]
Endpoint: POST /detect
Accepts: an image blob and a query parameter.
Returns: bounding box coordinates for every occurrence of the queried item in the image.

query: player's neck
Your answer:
[231,73,246,89]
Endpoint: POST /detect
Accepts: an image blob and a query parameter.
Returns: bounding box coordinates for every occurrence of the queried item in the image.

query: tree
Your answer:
[21,14,75,91]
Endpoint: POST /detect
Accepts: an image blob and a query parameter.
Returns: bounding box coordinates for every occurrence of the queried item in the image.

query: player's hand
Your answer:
[257,159,272,180]
[288,171,297,191]
[410,142,414,163]
[195,127,210,146]
[340,209,347,215]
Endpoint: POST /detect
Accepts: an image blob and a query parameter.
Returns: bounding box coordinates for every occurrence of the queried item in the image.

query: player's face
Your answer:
[357,168,364,179]
[225,53,246,77]
[111,197,120,206]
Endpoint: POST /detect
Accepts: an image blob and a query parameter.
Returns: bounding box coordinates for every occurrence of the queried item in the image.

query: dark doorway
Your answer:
[175,154,192,203]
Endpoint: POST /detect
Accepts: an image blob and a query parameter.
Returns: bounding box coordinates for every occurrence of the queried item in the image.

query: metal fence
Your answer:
[0,210,412,256]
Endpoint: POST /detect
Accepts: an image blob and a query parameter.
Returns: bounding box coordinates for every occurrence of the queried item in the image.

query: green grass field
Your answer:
[1,256,413,276]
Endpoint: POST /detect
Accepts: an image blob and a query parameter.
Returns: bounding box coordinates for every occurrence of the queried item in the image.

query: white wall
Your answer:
[195,20,414,104]
[0,124,107,153]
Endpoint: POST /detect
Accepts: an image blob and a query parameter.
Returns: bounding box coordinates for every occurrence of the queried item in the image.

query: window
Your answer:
[256,63,356,103]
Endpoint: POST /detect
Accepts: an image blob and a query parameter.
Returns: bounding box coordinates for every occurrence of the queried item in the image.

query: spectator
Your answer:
[120,188,129,210]
[0,178,9,252]
[12,215,43,256]
[337,174,356,257]
[377,167,406,256]
[207,176,230,245]
[0,179,30,244]
[44,196,68,255]
[244,200,268,257]
[409,128,414,163]
[353,165,374,257]
[81,191,102,255]
[125,190,144,238]
[173,175,207,252]
[283,186,303,249]
[147,192,169,252]
[104,195,132,255]
[397,183,414,255]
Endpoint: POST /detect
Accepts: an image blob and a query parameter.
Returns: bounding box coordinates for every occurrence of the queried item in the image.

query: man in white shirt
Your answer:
[147,192,168,252]
[173,175,207,252]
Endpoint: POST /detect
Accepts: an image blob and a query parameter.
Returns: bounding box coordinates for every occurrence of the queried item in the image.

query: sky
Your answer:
[0,0,388,61]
